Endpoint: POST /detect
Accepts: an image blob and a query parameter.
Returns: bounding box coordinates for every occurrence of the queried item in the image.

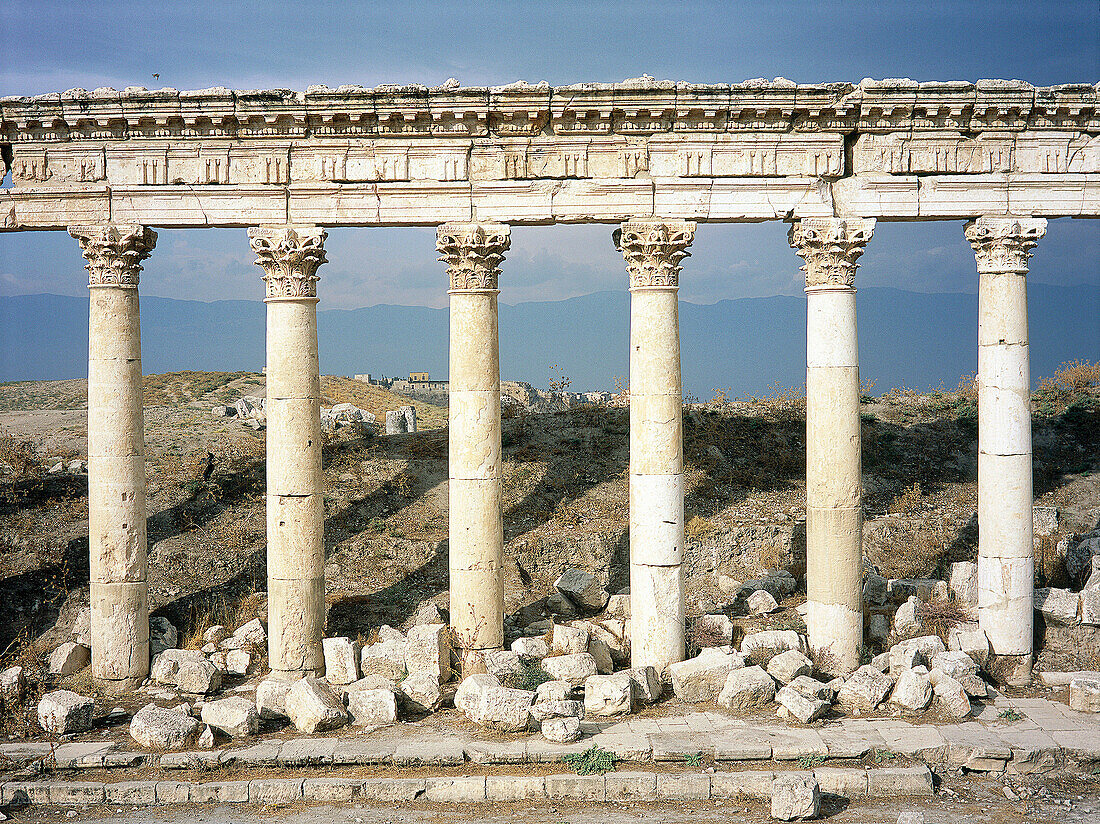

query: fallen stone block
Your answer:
[890,668,932,712]
[930,673,972,718]
[400,671,443,713]
[747,588,780,615]
[405,624,451,684]
[48,642,91,676]
[863,573,888,606]
[776,686,829,723]
[129,703,201,749]
[455,673,501,714]
[360,638,408,681]
[949,562,978,605]
[286,676,349,733]
[837,665,892,714]
[232,618,267,647]
[347,687,397,726]
[176,658,222,695]
[1069,677,1100,713]
[38,689,95,735]
[893,596,924,638]
[627,666,662,704]
[740,630,804,665]
[787,675,833,702]
[555,568,609,612]
[551,623,590,655]
[587,636,615,674]
[255,678,293,720]
[511,637,549,661]
[767,650,812,685]
[201,697,259,738]
[529,698,584,722]
[0,664,25,703]
[226,650,251,676]
[605,593,631,618]
[693,613,735,644]
[322,637,360,685]
[470,685,535,731]
[583,671,634,716]
[542,653,598,686]
[770,772,820,820]
[536,679,573,702]
[671,650,745,703]
[948,626,991,667]
[716,664,776,710]
[1036,587,1080,625]
[149,616,179,657]
[484,649,524,681]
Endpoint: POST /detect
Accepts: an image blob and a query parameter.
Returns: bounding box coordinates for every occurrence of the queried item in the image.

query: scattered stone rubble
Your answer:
[213,396,379,433]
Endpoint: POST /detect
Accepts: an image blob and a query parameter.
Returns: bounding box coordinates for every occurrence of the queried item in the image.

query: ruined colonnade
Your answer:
[4,78,1093,690]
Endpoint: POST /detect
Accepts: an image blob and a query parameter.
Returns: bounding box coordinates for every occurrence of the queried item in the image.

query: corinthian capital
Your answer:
[615,220,695,288]
[69,225,157,288]
[788,218,875,290]
[965,217,1047,275]
[249,226,328,299]
[437,222,510,291]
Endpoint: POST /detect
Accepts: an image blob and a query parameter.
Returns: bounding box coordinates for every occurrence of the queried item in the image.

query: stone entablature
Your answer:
[2,78,1098,229]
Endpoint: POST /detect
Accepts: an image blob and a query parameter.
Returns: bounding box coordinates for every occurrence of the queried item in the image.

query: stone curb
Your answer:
[0,766,932,807]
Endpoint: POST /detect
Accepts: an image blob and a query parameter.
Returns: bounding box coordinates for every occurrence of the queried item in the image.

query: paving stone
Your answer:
[221,741,281,767]
[767,727,828,760]
[249,778,303,804]
[995,726,1061,773]
[425,776,487,802]
[393,737,465,766]
[191,780,251,803]
[586,733,651,760]
[1,783,51,806]
[159,750,223,769]
[51,742,115,768]
[302,777,359,801]
[546,773,606,800]
[155,781,191,803]
[331,739,394,765]
[486,774,546,800]
[277,737,337,766]
[876,723,947,760]
[814,767,869,799]
[818,721,883,758]
[604,771,657,800]
[940,722,1013,768]
[710,770,773,799]
[360,777,425,801]
[650,732,715,761]
[657,772,711,800]
[104,750,147,769]
[713,728,773,760]
[465,740,528,763]
[1050,729,1100,761]
[0,742,53,764]
[867,766,934,796]
[525,737,591,762]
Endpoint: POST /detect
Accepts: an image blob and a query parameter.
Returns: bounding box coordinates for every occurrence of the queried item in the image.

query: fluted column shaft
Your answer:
[966,216,1046,685]
[250,226,328,678]
[789,218,874,676]
[71,224,156,692]
[438,222,510,671]
[617,220,694,679]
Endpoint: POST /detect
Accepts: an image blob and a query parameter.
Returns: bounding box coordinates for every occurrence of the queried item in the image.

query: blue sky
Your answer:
[0,0,1098,309]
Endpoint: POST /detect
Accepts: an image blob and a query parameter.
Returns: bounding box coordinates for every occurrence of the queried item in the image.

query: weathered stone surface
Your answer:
[48,642,91,676]
[233,618,267,647]
[740,630,804,665]
[893,596,924,637]
[226,650,251,676]
[628,666,662,704]
[864,573,888,606]
[949,562,978,605]
[1,665,25,703]
[255,678,293,720]
[767,650,813,685]
[930,673,972,718]
[584,671,634,716]
[890,636,946,675]
[38,690,95,735]
[536,679,573,703]
[587,636,615,674]
[554,568,609,611]
[890,668,933,712]
[201,697,259,738]
[405,624,451,684]
[129,704,200,749]
[1081,588,1100,625]
[511,637,549,661]
[837,665,893,714]
[551,624,590,655]
[1036,587,1080,625]
[1069,677,1100,713]
[948,626,991,667]
[455,674,501,714]
[776,686,829,723]
[347,688,397,726]
[470,686,535,731]
[529,698,584,722]
[747,589,780,615]
[716,665,776,710]
[400,671,443,713]
[787,675,833,702]
[360,638,408,681]
[771,773,820,820]
[605,593,631,619]
[671,650,745,703]
[542,653,598,686]
[176,658,222,695]
[322,637,360,685]
[484,649,524,681]
[286,676,349,733]
[1066,531,1100,583]
[542,716,582,743]
[693,613,735,643]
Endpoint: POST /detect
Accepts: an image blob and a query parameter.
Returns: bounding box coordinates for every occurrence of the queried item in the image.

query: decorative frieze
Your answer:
[437,222,510,291]
[249,226,328,299]
[69,224,157,288]
[616,220,695,288]
[788,218,875,289]
[964,217,1047,274]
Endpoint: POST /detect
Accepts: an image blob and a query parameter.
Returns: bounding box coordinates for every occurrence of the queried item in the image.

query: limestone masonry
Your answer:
[0,77,1094,694]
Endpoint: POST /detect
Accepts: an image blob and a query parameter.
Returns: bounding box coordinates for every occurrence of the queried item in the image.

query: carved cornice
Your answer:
[437,222,510,291]
[788,218,875,289]
[69,224,156,288]
[965,217,1047,275]
[249,226,327,299]
[616,220,695,288]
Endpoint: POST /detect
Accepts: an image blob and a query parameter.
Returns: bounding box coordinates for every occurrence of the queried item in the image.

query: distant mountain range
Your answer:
[1,285,1097,399]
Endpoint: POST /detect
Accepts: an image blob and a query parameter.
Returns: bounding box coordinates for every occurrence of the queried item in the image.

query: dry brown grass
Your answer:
[0,433,40,477]
[182,592,266,650]
[890,482,927,515]
[1034,359,1100,416]
[685,515,719,541]
[918,599,971,640]
[320,376,447,430]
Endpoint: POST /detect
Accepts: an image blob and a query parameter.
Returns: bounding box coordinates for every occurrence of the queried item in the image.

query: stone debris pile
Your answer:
[211,396,379,433]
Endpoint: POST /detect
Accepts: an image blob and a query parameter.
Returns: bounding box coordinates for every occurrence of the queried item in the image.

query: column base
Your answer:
[456,646,504,678]
[986,652,1033,687]
[94,675,145,696]
[266,668,323,682]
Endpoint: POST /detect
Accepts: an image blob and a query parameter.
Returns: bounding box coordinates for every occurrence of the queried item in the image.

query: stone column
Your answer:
[965,216,1046,685]
[437,222,510,671]
[70,224,157,693]
[249,226,328,678]
[789,218,875,676]
[616,220,694,678]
